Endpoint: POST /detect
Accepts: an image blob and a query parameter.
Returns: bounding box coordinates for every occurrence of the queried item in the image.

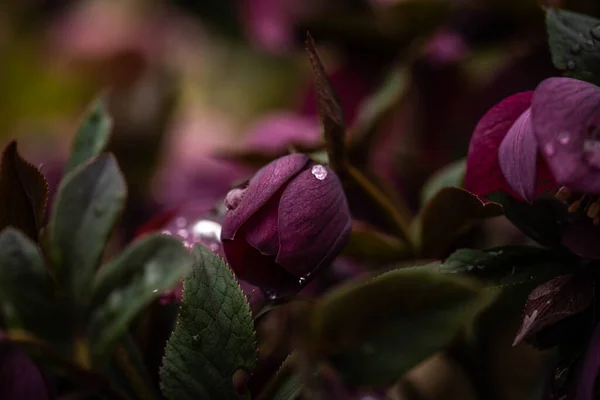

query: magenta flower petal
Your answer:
[276,166,352,277]
[221,153,310,240]
[513,273,593,346]
[244,194,280,256]
[465,92,534,199]
[0,345,51,400]
[532,77,600,193]
[498,108,538,202]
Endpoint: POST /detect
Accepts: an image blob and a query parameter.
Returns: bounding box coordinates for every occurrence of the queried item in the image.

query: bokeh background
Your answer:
[3,1,600,399]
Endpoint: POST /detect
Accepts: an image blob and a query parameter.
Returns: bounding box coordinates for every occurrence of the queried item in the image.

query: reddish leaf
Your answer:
[306,32,347,173]
[513,273,593,346]
[0,142,49,241]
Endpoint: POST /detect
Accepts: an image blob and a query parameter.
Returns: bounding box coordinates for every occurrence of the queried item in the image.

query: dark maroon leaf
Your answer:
[513,273,593,346]
[0,142,49,241]
[306,32,347,173]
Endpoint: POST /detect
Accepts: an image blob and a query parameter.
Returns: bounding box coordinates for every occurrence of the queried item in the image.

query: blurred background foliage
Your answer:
[3,1,600,398]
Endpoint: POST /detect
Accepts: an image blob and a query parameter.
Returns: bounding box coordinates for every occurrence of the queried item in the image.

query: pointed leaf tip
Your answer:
[0,142,49,241]
[305,32,347,173]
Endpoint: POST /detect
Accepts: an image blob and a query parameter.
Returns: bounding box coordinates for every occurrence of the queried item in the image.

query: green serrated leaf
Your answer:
[0,228,73,345]
[546,8,600,85]
[310,268,495,387]
[442,246,577,288]
[160,244,257,400]
[420,158,466,206]
[66,97,112,174]
[47,154,126,302]
[413,187,503,258]
[0,142,49,241]
[88,234,192,356]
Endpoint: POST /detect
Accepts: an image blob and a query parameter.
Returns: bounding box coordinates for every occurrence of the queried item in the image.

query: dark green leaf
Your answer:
[66,97,112,174]
[342,221,410,264]
[88,234,192,356]
[420,159,466,206]
[0,142,49,241]
[257,353,303,400]
[47,154,126,302]
[309,268,495,386]
[442,246,577,288]
[0,228,72,344]
[306,33,347,174]
[487,192,571,247]
[160,244,257,400]
[414,187,503,258]
[546,8,600,85]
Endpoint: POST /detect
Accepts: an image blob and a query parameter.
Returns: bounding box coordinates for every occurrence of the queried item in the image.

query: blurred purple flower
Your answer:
[221,153,351,296]
[0,344,52,400]
[241,112,322,155]
[239,0,324,53]
[422,29,469,67]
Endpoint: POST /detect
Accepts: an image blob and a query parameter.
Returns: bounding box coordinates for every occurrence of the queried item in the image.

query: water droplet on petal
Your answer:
[571,43,582,54]
[558,131,571,145]
[311,164,328,180]
[262,289,279,301]
[209,243,220,252]
[544,143,555,156]
[591,25,600,41]
[161,230,172,236]
[567,60,576,70]
[225,188,246,210]
[175,217,187,228]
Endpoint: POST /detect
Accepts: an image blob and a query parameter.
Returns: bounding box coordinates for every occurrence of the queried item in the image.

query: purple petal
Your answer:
[0,345,51,400]
[243,113,322,154]
[465,92,534,199]
[276,165,352,277]
[244,193,280,256]
[498,107,538,202]
[532,77,600,193]
[571,324,600,400]
[513,273,593,346]
[562,219,600,260]
[221,153,310,240]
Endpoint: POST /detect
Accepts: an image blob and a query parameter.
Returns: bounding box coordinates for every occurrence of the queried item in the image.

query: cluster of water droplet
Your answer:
[161,215,223,254]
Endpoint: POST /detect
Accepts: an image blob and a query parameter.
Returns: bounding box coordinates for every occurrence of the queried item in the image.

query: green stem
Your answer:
[348,166,414,251]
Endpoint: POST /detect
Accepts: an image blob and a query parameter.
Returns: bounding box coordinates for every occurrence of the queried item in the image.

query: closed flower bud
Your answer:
[221,153,352,296]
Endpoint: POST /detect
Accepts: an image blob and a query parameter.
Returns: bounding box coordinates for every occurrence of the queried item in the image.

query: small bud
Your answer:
[221,153,352,296]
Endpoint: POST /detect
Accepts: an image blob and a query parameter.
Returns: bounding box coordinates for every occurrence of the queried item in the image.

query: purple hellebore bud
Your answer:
[221,153,352,296]
[0,344,52,400]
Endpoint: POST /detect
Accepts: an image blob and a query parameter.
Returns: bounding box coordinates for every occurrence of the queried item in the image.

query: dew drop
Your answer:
[544,142,555,156]
[591,25,600,41]
[192,219,222,241]
[567,60,576,70]
[557,131,571,145]
[209,243,220,252]
[311,164,328,180]
[262,289,279,301]
[161,230,172,236]
[571,43,582,54]
[587,40,595,47]
[224,188,246,210]
[175,217,187,228]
